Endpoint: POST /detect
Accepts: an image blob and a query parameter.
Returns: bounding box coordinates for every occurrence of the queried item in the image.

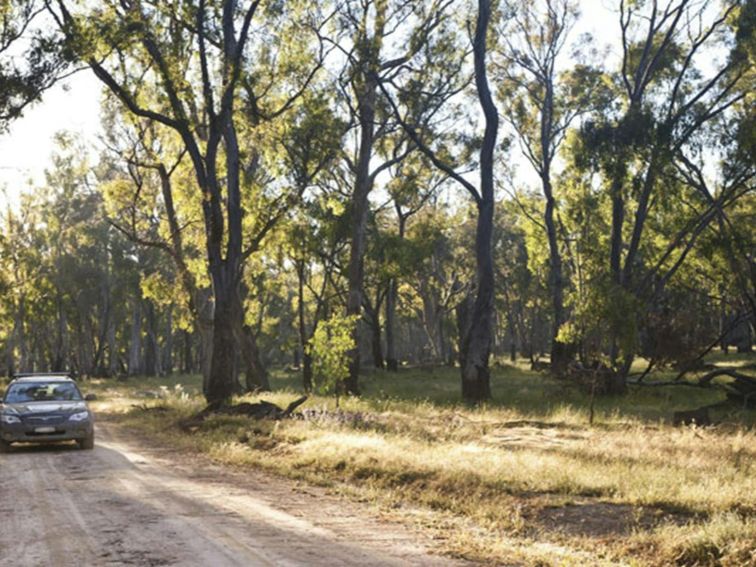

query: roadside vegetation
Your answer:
[0,1,753,564]
[86,354,756,567]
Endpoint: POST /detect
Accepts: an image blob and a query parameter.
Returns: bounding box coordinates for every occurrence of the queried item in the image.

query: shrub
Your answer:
[307,314,359,404]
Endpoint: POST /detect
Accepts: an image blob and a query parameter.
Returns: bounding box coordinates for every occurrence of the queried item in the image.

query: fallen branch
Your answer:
[673,313,749,381]
[179,396,308,432]
[630,368,756,408]
[697,368,755,386]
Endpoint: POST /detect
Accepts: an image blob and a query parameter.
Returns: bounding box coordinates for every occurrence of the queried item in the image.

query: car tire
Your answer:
[78,434,95,450]
[0,439,11,453]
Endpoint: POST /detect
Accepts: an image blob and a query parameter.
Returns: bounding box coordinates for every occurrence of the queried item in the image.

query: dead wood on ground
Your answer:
[179,396,308,432]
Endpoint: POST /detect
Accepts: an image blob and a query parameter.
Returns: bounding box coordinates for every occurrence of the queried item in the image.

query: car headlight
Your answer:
[1,414,21,424]
[68,411,90,422]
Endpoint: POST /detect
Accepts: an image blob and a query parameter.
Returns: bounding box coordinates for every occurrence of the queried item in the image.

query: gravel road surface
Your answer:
[0,422,465,567]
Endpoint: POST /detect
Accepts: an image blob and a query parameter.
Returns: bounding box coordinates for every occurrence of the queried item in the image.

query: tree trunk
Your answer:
[303,350,313,391]
[107,317,118,377]
[92,276,111,375]
[5,326,15,377]
[458,199,495,402]
[181,330,193,374]
[385,278,398,371]
[206,282,240,402]
[344,73,378,396]
[608,171,625,368]
[15,296,31,373]
[297,261,313,391]
[371,314,384,369]
[239,324,270,392]
[543,179,570,374]
[79,315,95,377]
[162,308,173,375]
[127,296,142,376]
[144,301,160,377]
[458,0,498,403]
[54,296,68,372]
[438,315,447,365]
[198,289,214,395]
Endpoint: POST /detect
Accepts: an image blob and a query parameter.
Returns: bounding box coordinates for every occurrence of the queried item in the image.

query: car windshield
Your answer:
[4,382,82,403]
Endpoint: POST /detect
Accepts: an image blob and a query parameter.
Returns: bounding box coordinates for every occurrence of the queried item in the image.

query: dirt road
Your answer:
[0,423,465,567]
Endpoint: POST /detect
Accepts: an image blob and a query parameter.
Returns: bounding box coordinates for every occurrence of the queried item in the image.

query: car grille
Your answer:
[22,414,68,426]
[25,430,67,436]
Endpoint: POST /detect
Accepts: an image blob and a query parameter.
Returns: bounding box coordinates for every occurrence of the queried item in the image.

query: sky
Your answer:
[0,70,102,205]
[0,1,621,209]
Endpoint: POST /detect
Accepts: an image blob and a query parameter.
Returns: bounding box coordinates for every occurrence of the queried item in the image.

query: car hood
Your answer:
[2,401,87,415]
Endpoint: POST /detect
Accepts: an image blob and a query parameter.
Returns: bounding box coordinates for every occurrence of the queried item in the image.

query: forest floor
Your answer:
[12,353,755,566]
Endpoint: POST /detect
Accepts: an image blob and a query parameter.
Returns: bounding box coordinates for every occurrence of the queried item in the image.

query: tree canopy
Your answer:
[0,0,752,403]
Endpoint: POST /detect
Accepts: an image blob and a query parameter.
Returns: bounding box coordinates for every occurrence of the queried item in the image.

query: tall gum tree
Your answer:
[381,0,500,402]
[570,0,753,390]
[384,154,446,370]
[323,0,455,394]
[47,0,326,402]
[99,108,216,386]
[496,0,606,374]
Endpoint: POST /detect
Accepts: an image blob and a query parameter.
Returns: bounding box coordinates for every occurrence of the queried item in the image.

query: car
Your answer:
[0,373,95,452]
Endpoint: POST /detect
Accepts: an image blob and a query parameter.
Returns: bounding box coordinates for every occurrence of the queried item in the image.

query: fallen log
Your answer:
[179,396,308,432]
[630,368,756,408]
[697,368,755,387]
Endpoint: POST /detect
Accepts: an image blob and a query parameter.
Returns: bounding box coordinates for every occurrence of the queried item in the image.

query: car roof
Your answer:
[11,376,76,384]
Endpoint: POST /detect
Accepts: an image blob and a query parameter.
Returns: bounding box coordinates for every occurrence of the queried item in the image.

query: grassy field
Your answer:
[79,355,756,566]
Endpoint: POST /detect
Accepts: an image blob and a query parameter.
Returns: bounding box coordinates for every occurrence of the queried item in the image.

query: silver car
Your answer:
[0,374,95,452]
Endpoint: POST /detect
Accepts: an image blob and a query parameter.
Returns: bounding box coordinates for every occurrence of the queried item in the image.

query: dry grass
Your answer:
[83,359,756,566]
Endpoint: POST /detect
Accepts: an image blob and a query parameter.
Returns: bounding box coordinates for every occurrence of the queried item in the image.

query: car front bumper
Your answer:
[0,421,93,444]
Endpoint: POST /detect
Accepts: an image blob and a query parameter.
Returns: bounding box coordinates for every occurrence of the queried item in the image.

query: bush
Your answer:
[307,314,359,402]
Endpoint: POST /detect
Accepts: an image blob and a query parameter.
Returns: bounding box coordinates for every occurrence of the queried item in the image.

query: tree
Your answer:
[0,0,67,128]
[496,0,607,374]
[48,0,326,402]
[383,154,445,370]
[574,0,753,389]
[382,0,500,401]
[99,104,215,386]
[323,0,455,394]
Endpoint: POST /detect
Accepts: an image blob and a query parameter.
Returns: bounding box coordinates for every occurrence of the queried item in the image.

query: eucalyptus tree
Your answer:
[575,0,753,389]
[0,0,67,128]
[280,92,347,389]
[99,102,216,385]
[323,0,455,394]
[380,0,500,402]
[47,0,327,402]
[404,204,468,365]
[495,0,607,374]
[383,154,446,370]
[288,196,349,390]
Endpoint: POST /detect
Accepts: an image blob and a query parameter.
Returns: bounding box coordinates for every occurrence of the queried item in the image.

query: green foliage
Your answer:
[0,0,68,129]
[0,0,751,399]
[559,279,642,361]
[307,314,359,399]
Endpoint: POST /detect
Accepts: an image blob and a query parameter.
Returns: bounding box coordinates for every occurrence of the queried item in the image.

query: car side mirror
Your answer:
[84,394,97,402]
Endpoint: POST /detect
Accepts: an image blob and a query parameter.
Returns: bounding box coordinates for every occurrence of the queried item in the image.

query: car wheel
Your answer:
[0,439,11,453]
[78,434,95,450]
